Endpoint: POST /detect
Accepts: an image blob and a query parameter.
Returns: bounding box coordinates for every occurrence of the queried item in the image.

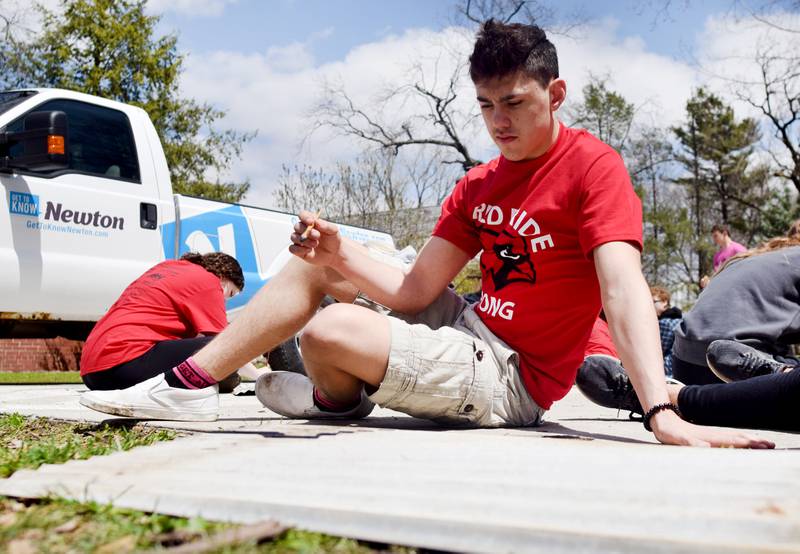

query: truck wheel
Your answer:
[268,335,306,375]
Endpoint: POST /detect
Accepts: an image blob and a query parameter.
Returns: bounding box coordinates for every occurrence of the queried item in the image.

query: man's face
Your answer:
[475,71,566,161]
[711,230,725,247]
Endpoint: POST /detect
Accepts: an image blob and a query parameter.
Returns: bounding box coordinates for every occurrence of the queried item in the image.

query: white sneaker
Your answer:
[80,374,219,422]
[256,371,374,419]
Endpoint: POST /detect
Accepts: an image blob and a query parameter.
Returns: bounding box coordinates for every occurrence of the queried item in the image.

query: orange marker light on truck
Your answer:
[47,135,65,155]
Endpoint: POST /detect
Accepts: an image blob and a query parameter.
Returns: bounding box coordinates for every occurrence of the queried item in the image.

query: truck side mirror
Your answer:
[0,110,69,173]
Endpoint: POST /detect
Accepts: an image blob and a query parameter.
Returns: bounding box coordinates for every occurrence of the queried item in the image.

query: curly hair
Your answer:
[180,252,244,291]
[650,286,671,305]
[469,19,558,86]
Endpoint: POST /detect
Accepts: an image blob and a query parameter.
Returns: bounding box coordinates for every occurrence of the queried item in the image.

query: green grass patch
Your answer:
[0,497,419,553]
[0,413,176,478]
[0,371,83,384]
[0,413,420,552]
[0,496,233,553]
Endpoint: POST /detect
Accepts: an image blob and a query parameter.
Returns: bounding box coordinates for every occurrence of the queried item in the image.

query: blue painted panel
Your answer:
[161,205,270,311]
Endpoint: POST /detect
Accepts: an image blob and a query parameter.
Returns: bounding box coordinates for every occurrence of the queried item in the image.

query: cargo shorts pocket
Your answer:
[429,340,494,426]
[372,318,491,426]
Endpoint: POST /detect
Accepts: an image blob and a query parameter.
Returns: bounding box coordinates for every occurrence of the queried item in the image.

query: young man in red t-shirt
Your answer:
[81,21,769,447]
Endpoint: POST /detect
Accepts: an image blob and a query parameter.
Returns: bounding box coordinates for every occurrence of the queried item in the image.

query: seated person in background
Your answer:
[673,230,800,386]
[577,314,784,439]
[650,285,682,377]
[577,328,788,438]
[80,252,244,391]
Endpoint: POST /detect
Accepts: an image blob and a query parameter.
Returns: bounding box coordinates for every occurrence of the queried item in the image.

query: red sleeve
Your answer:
[584,318,619,358]
[175,277,228,336]
[431,175,482,257]
[577,151,643,258]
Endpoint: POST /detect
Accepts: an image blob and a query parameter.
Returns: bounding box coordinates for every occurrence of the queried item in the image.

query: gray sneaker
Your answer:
[706,340,788,382]
[80,374,219,421]
[256,371,374,419]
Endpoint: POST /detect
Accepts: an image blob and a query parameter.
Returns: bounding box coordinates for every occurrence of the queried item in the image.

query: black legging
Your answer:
[672,356,724,386]
[82,336,214,390]
[679,368,800,432]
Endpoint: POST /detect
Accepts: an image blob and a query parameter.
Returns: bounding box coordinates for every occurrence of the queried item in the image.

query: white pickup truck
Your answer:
[0,88,394,340]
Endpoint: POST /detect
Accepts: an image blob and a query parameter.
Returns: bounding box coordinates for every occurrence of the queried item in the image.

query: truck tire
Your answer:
[268,335,306,375]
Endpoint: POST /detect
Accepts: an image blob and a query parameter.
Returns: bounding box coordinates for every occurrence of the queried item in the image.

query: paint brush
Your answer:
[299,209,322,242]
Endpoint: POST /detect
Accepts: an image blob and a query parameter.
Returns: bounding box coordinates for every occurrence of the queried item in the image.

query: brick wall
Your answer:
[0,338,83,372]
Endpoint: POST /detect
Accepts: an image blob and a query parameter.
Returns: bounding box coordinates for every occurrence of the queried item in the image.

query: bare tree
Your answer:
[274,150,448,248]
[310,54,481,172]
[307,1,585,178]
[454,0,586,35]
[734,0,800,33]
[639,1,798,32]
[732,47,800,194]
[299,0,586,248]
[457,0,553,25]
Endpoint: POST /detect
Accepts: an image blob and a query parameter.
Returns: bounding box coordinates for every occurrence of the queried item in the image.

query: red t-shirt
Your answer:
[585,317,619,359]
[433,124,642,409]
[80,260,228,375]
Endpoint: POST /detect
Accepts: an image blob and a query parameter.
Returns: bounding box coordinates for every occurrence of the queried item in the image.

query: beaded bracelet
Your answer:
[643,402,681,432]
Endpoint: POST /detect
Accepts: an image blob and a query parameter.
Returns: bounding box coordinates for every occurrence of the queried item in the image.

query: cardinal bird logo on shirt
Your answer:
[481,228,537,291]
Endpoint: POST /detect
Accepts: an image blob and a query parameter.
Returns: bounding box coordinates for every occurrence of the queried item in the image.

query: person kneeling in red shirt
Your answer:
[80,252,243,391]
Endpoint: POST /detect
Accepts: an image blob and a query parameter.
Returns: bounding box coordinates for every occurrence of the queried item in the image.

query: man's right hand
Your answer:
[288,210,342,267]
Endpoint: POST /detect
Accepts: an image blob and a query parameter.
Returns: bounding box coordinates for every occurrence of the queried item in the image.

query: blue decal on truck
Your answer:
[161,205,269,310]
[9,192,40,216]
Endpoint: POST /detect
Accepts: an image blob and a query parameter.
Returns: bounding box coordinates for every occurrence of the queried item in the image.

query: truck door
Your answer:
[0,98,167,322]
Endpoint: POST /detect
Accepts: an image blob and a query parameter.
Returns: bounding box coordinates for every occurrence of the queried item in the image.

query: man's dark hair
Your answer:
[469,19,558,86]
[711,224,730,236]
[181,252,244,291]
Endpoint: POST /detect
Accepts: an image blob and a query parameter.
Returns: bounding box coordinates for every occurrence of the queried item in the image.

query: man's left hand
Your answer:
[650,410,775,448]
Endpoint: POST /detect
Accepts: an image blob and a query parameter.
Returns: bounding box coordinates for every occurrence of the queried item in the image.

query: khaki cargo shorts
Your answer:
[358,280,543,427]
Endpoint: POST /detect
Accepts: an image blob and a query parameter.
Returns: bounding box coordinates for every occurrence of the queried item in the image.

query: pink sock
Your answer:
[312,387,360,412]
[169,357,217,389]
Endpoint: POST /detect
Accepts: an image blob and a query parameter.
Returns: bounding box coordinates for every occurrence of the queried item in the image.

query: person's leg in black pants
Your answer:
[83,336,215,390]
[672,355,724,385]
[676,368,800,432]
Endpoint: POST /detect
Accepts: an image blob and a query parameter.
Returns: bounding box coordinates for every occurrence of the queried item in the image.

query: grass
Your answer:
[0,496,231,553]
[0,371,82,384]
[0,496,418,553]
[0,413,176,478]
[0,413,423,553]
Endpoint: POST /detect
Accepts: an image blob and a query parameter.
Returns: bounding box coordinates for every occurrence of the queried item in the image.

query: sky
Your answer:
[7,0,799,208]
[154,0,737,63]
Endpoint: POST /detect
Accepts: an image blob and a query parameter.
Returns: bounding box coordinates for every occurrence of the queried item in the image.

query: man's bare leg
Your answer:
[193,257,360,380]
[299,303,392,403]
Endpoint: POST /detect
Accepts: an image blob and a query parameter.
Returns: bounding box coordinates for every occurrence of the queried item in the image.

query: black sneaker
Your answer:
[706,340,788,382]
[575,355,643,416]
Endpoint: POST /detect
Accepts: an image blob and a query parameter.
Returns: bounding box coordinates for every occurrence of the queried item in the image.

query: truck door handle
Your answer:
[140,202,157,230]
